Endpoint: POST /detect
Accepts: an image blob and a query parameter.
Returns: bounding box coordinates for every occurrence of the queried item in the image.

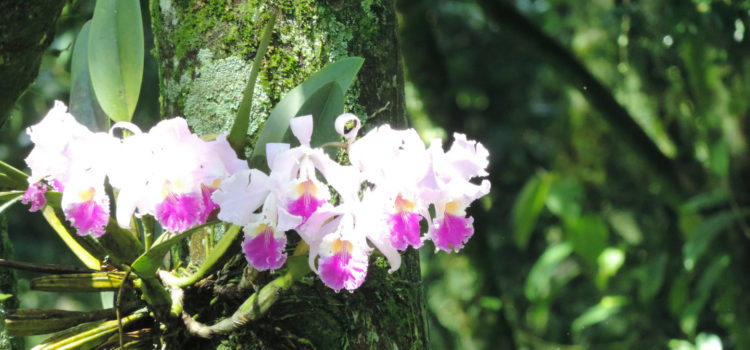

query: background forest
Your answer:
[2,0,750,349]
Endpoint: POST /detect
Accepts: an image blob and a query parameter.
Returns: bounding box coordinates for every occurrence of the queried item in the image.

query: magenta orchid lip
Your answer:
[23,101,490,293]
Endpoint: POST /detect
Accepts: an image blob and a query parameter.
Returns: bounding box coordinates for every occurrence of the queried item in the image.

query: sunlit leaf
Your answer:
[512,172,551,249]
[40,206,101,270]
[571,295,627,334]
[249,57,364,168]
[0,160,28,190]
[695,333,723,350]
[7,306,134,336]
[88,0,143,122]
[0,191,22,215]
[32,309,147,350]
[607,210,643,245]
[69,21,107,131]
[596,247,625,289]
[524,242,573,301]
[30,272,127,292]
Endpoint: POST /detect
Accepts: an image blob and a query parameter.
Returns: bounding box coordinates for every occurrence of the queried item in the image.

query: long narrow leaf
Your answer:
[228,12,277,154]
[41,207,101,270]
[88,0,144,122]
[0,160,28,190]
[0,191,22,215]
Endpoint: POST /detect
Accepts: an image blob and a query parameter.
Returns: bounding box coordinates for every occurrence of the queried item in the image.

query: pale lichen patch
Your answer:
[180,49,268,137]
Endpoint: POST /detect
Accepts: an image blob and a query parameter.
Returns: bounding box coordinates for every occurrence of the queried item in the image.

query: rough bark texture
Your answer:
[0,1,66,128]
[150,0,427,348]
[0,216,22,350]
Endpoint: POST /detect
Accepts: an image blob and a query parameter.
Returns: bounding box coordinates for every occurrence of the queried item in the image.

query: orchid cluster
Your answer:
[22,101,491,292]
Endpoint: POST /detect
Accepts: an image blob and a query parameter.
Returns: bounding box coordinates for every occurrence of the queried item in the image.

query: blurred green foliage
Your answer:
[3,0,750,349]
[400,0,750,349]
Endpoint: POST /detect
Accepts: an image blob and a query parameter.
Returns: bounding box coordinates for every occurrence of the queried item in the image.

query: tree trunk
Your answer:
[0,1,66,128]
[150,1,428,348]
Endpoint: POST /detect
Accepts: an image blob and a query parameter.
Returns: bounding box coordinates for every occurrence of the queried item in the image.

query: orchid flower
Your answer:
[348,124,430,251]
[109,118,247,232]
[269,115,359,224]
[419,134,491,253]
[22,101,90,211]
[23,101,115,236]
[211,146,301,271]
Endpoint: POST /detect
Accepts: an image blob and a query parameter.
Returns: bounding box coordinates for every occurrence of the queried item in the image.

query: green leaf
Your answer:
[131,222,218,278]
[679,188,730,214]
[606,210,643,245]
[524,242,574,301]
[167,225,242,287]
[249,57,364,168]
[564,214,609,266]
[41,206,101,270]
[30,272,127,292]
[682,210,747,271]
[95,219,144,267]
[596,247,625,289]
[511,172,551,249]
[668,272,689,316]
[228,11,276,154]
[0,191,22,215]
[88,0,144,122]
[680,255,729,336]
[69,21,107,131]
[545,176,583,218]
[32,309,147,349]
[571,295,627,334]
[638,253,668,302]
[286,81,345,148]
[0,160,28,190]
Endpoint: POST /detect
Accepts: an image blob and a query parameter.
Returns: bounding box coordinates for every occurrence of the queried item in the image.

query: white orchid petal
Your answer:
[289,115,313,146]
[213,169,272,226]
[334,113,362,141]
[266,143,291,170]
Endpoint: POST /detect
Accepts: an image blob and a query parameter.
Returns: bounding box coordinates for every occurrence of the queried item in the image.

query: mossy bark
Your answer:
[150,0,427,348]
